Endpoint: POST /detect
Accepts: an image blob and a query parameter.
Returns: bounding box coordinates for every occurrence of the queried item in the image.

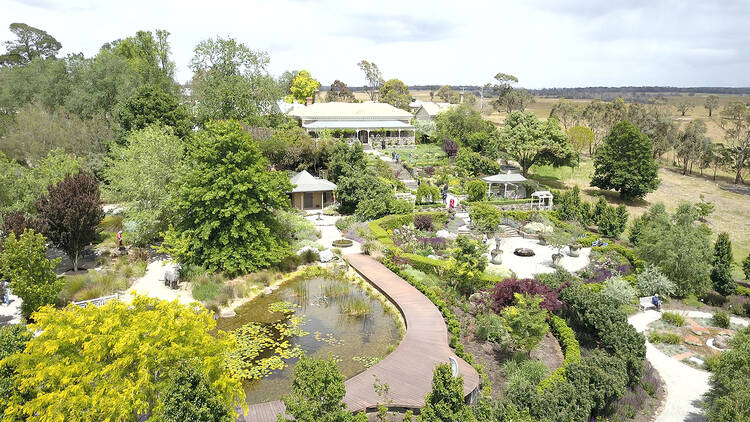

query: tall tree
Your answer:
[357,60,383,101]
[36,172,104,271]
[705,95,720,117]
[498,111,578,177]
[675,102,694,117]
[161,120,292,274]
[1,295,244,420]
[111,29,176,92]
[567,125,595,153]
[549,99,581,131]
[103,125,187,245]
[158,361,234,422]
[591,121,660,200]
[190,37,280,125]
[378,78,411,111]
[0,230,63,319]
[0,23,62,67]
[116,84,192,139]
[635,203,713,297]
[279,355,366,422]
[711,232,736,296]
[676,119,709,175]
[492,73,534,113]
[437,85,459,103]
[326,80,355,102]
[289,69,320,104]
[718,101,750,184]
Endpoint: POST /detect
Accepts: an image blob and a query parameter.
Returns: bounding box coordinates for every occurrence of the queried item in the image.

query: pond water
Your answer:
[216,276,401,405]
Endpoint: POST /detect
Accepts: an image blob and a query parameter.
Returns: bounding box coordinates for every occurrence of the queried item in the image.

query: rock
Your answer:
[436,230,450,238]
[428,254,440,260]
[296,246,318,256]
[319,249,334,262]
[684,334,702,346]
[219,308,237,318]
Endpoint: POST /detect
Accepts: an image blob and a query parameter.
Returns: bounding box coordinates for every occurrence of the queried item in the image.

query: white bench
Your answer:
[639,296,657,312]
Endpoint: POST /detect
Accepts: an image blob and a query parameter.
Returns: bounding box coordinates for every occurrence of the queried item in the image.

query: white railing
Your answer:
[72,293,120,308]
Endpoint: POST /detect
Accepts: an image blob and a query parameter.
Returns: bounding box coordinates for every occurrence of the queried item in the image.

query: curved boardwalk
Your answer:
[242,254,479,421]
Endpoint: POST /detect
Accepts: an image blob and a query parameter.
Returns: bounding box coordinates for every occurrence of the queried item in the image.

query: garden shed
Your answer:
[288,170,337,211]
[482,172,527,199]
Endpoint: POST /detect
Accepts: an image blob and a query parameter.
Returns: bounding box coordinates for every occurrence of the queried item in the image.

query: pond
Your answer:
[216,276,402,405]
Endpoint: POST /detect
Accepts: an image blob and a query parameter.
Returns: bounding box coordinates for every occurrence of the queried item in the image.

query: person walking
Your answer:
[1,280,9,306]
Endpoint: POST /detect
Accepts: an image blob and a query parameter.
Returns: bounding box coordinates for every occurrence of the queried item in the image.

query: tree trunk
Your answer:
[735,149,747,184]
[713,165,717,181]
[709,109,713,117]
[73,251,79,272]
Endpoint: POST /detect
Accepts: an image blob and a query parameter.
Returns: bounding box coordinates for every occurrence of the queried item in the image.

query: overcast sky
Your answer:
[3,0,750,88]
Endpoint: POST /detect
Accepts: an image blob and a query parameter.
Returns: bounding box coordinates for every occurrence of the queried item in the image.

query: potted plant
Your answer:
[567,225,585,257]
[548,231,572,267]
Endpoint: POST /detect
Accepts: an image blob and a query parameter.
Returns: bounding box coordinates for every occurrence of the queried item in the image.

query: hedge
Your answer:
[460,198,534,207]
[592,244,645,272]
[736,285,750,297]
[538,315,581,392]
[382,256,492,396]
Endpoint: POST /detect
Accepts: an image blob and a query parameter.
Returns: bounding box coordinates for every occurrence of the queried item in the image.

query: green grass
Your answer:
[384,143,448,167]
[59,255,146,303]
[648,332,681,344]
[191,272,226,302]
[661,312,685,327]
[323,280,350,298]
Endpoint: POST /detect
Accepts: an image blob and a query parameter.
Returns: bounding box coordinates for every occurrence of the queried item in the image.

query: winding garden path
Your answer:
[629,310,748,422]
[242,254,479,421]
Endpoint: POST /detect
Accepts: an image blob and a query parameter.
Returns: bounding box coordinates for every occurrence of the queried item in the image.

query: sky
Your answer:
[3,0,750,88]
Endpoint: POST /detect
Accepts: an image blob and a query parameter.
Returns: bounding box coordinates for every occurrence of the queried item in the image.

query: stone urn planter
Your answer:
[491,248,503,265]
[538,235,547,246]
[552,253,563,267]
[495,235,504,247]
[568,244,581,257]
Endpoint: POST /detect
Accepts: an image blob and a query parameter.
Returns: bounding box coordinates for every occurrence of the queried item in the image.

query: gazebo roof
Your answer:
[482,173,528,183]
[531,190,554,198]
[289,170,337,193]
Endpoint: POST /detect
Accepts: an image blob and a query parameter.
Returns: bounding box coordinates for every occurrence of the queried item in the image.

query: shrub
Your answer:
[466,180,487,202]
[456,148,501,176]
[501,294,550,354]
[414,214,434,231]
[482,278,563,313]
[475,312,509,344]
[416,183,441,204]
[559,285,646,385]
[442,138,459,157]
[539,315,582,392]
[469,203,503,234]
[648,332,681,344]
[334,215,357,232]
[712,311,730,328]
[703,291,728,307]
[300,248,320,264]
[636,264,676,298]
[600,276,637,306]
[661,312,685,327]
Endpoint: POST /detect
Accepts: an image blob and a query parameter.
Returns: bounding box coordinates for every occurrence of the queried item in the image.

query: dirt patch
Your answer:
[530,332,564,373]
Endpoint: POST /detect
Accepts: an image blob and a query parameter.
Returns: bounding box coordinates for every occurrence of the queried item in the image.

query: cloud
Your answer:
[10,0,98,12]
[333,13,457,43]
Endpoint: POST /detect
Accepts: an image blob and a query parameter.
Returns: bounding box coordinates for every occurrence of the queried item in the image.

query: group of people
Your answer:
[388,150,413,164]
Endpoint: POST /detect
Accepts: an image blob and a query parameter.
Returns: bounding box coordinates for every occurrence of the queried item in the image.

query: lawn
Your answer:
[529,157,750,278]
[383,143,448,167]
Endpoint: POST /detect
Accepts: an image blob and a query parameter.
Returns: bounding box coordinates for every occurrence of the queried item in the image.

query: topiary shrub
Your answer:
[466,180,487,202]
[469,203,503,234]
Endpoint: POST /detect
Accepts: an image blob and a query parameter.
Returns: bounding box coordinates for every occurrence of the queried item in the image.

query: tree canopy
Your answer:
[0,230,63,319]
[190,37,280,125]
[289,70,320,104]
[357,60,384,101]
[326,80,356,102]
[116,84,192,139]
[161,120,293,274]
[0,23,62,67]
[498,111,578,177]
[379,78,411,111]
[0,295,244,420]
[590,120,660,200]
[103,125,187,245]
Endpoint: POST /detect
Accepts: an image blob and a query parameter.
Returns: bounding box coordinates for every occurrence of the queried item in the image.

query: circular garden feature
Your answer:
[332,239,353,248]
[514,247,535,257]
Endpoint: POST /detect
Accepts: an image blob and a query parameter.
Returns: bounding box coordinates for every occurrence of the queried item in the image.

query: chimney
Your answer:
[306,97,313,106]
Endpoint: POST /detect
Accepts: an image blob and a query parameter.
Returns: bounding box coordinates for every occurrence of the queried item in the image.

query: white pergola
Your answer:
[531,191,554,210]
[482,172,527,199]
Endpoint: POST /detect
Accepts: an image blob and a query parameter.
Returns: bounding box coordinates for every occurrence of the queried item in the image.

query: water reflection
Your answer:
[216,277,400,405]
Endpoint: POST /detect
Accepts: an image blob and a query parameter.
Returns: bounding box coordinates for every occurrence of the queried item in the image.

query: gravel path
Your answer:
[628,310,749,422]
[124,259,194,305]
[0,291,22,327]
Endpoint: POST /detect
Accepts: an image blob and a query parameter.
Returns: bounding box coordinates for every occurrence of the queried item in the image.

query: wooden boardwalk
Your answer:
[242,254,479,421]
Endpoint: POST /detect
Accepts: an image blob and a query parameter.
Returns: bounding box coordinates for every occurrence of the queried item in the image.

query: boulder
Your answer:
[319,249,335,263]
[296,246,319,256]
